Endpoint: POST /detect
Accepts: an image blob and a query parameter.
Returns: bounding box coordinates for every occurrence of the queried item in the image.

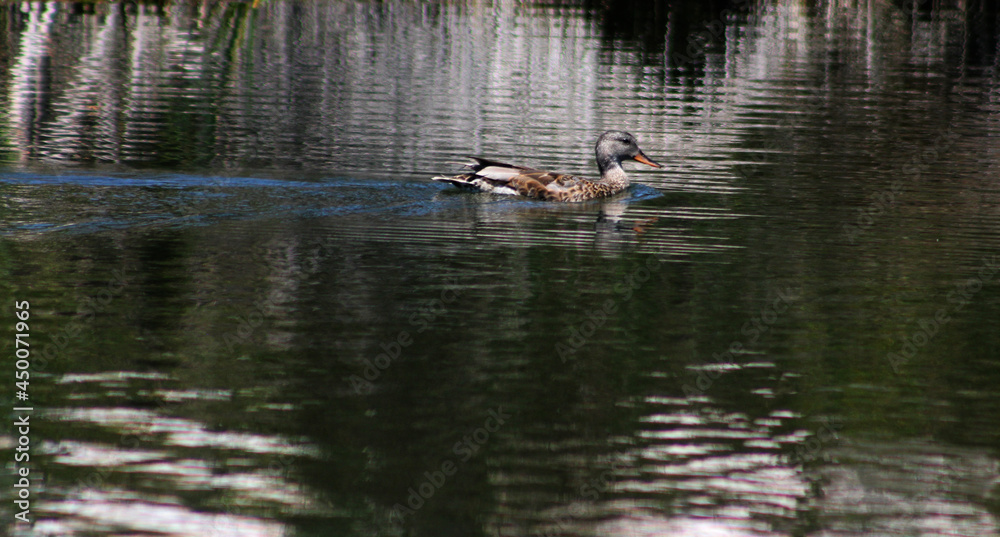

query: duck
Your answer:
[432,130,662,202]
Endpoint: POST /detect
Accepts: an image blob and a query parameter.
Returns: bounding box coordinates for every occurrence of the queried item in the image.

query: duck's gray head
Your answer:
[595,130,662,173]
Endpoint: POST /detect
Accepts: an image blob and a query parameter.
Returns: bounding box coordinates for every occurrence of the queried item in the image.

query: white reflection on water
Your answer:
[630,401,806,533]
[30,406,328,537]
[37,492,287,537]
[596,515,767,537]
[48,407,318,455]
[48,440,167,467]
[815,439,1000,536]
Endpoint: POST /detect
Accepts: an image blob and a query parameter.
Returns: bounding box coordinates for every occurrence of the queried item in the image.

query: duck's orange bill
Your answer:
[633,152,662,168]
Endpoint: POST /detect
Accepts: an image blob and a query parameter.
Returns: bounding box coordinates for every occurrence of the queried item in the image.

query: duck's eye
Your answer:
[619,137,630,144]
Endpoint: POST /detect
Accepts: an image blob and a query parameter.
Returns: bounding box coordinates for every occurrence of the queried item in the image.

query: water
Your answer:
[2,1,1000,536]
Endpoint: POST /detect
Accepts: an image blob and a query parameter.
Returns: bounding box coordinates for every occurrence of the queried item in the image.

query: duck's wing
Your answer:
[470,157,587,196]
[433,156,586,201]
[461,157,565,183]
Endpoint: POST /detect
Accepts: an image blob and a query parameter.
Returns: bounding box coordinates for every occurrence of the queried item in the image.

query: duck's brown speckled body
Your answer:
[432,131,661,202]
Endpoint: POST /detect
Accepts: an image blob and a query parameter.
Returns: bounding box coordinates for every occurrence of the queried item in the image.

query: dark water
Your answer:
[2,1,1000,536]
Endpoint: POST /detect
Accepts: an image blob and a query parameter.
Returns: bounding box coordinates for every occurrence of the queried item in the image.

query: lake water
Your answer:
[2,1,1000,536]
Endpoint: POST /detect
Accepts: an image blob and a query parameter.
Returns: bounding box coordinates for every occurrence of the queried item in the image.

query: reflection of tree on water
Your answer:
[4,0,996,171]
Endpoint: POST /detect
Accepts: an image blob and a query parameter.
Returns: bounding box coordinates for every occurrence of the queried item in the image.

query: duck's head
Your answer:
[595,130,662,173]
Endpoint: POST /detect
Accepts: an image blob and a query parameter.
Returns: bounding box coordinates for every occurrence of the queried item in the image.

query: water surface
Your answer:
[2,1,1000,536]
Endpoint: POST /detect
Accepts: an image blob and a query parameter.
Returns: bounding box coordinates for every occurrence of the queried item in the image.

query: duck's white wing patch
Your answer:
[475,166,522,182]
[472,180,518,196]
